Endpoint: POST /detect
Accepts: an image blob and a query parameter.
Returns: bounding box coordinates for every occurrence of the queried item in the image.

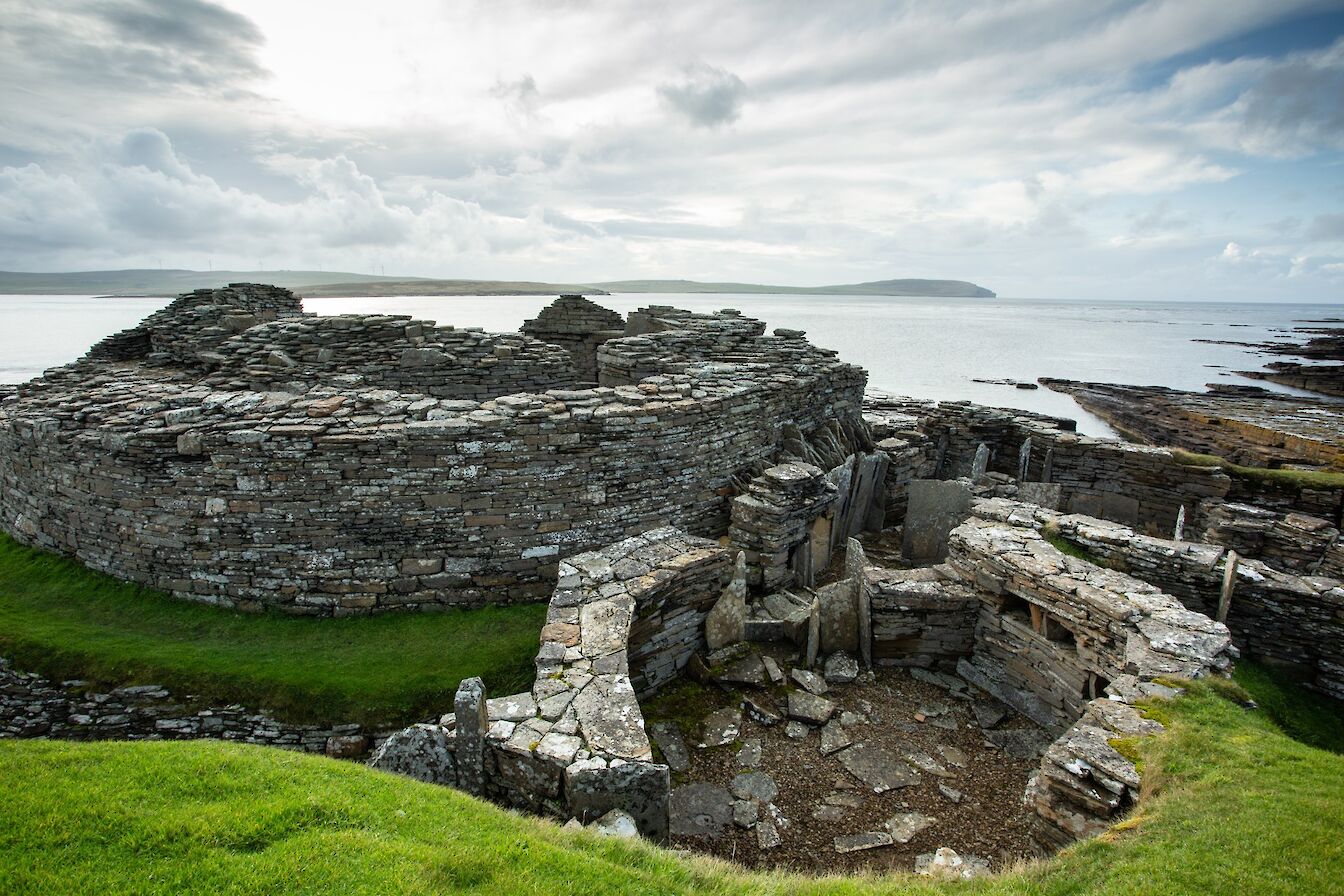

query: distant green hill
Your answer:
[0,269,412,296]
[0,270,994,299]
[297,279,611,298]
[593,278,996,298]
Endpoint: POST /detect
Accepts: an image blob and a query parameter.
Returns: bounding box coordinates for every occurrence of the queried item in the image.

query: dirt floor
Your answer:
[647,648,1046,875]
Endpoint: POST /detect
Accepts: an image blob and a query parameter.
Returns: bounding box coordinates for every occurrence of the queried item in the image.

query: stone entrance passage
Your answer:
[651,649,1045,874]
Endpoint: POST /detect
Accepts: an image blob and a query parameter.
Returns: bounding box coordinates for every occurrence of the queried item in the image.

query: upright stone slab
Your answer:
[454,677,488,796]
[704,552,747,651]
[817,579,859,654]
[368,724,457,785]
[847,537,873,668]
[902,480,974,564]
[970,443,990,481]
[1018,438,1032,481]
[1017,482,1062,510]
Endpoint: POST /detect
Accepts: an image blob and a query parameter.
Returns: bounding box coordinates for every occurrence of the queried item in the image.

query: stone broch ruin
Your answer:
[1,285,1340,870]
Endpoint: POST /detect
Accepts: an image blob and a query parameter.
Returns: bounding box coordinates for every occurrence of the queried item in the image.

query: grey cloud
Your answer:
[0,0,266,94]
[657,62,747,127]
[492,74,542,118]
[1241,43,1344,148]
[1307,213,1344,241]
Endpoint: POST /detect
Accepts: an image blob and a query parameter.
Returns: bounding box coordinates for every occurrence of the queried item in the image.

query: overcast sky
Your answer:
[2,1,1342,300]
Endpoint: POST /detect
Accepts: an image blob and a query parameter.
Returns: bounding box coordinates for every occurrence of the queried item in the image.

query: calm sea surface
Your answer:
[3,293,1340,437]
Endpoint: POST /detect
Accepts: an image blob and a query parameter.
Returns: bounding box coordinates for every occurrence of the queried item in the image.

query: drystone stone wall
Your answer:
[865,393,1232,534]
[85,284,305,365]
[0,288,865,615]
[776,504,1233,852]
[521,294,625,383]
[200,314,580,400]
[971,497,1344,700]
[945,512,1236,729]
[370,527,734,840]
[1200,502,1344,578]
[0,657,373,756]
[865,565,979,668]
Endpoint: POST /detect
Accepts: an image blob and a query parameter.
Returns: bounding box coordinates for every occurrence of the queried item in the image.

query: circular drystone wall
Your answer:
[0,286,867,615]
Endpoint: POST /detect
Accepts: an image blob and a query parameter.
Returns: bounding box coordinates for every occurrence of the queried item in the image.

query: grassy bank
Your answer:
[1169,447,1344,489]
[0,535,545,726]
[2,677,1341,895]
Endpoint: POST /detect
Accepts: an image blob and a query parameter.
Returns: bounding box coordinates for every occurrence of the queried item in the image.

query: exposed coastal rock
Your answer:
[1039,379,1344,471]
[1239,325,1344,398]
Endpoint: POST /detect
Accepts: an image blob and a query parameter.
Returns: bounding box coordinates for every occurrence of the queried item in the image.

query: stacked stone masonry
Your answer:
[0,287,865,615]
[371,527,734,840]
[372,504,1235,853]
[0,657,374,757]
[864,393,1232,533]
[521,294,625,383]
[971,497,1344,700]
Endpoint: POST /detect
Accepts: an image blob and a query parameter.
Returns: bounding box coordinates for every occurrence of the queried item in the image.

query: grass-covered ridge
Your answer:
[0,534,545,726]
[1169,447,1344,489]
[2,678,1341,895]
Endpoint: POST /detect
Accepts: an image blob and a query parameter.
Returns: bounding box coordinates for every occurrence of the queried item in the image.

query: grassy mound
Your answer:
[0,535,545,726]
[2,678,1342,895]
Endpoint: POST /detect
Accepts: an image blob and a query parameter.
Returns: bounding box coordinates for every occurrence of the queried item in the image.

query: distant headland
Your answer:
[0,269,995,299]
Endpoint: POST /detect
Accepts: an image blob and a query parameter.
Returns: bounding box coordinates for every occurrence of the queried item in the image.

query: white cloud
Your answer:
[0,0,1341,299]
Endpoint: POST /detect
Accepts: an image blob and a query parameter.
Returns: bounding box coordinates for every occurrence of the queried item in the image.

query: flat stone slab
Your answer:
[730,771,779,803]
[701,707,742,747]
[736,738,762,768]
[744,695,784,726]
[757,820,782,849]
[986,727,1051,759]
[886,811,935,844]
[717,654,767,687]
[790,668,829,695]
[732,799,759,828]
[812,804,849,822]
[649,721,690,773]
[837,743,919,792]
[787,690,837,725]
[820,720,852,755]
[670,783,734,838]
[834,831,893,853]
[973,698,1010,730]
[824,651,860,685]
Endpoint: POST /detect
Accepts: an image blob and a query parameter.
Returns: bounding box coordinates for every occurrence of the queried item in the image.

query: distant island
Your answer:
[0,269,995,299]
[592,278,996,298]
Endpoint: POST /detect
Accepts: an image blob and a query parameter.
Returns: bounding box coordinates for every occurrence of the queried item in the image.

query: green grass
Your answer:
[0,535,545,726]
[1233,661,1344,753]
[1169,448,1344,489]
[2,676,1342,895]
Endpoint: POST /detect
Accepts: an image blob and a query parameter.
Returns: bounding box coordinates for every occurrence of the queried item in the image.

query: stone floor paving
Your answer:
[653,646,1047,874]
